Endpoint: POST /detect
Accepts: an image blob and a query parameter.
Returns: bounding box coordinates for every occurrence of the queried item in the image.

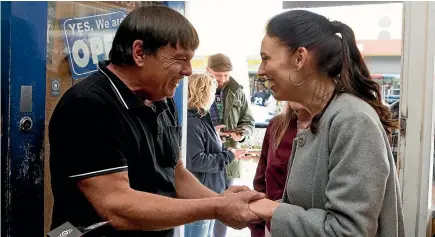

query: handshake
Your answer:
[214,186,278,230]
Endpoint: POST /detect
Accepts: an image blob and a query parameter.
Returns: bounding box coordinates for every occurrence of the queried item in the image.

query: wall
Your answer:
[365,56,402,74]
[299,3,403,40]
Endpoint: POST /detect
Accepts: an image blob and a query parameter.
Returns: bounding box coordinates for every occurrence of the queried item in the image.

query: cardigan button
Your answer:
[298,135,306,147]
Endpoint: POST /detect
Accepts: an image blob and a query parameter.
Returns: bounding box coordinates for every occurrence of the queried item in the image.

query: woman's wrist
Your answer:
[249,198,280,221]
[226,148,236,162]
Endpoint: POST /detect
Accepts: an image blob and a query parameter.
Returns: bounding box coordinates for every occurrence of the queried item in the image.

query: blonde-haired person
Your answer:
[185,74,245,237]
[248,102,311,237]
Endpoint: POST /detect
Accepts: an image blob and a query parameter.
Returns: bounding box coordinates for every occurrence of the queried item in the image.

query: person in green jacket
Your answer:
[206,53,255,237]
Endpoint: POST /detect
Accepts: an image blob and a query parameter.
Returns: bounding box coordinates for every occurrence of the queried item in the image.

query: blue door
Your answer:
[1,2,186,236]
[1,2,48,236]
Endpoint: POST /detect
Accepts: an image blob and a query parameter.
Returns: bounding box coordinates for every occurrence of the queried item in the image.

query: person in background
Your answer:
[207,53,255,149]
[248,102,311,237]
[185,74,246,237]
[249,10,404,237]
[251,83,270,106]
[207,53,255,237]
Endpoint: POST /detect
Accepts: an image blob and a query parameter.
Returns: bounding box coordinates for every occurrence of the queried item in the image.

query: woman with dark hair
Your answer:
[249,10,404,237]
[248,102,311,237]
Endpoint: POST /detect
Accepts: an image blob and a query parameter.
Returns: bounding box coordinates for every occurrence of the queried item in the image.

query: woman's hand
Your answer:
[229,148,246,160]
[248,198,280,221]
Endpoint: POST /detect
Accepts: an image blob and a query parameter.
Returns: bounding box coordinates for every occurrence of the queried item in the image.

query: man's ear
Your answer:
[132,40,145,67]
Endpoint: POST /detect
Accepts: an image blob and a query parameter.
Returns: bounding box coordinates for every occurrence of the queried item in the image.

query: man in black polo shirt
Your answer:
[49,6,263,237]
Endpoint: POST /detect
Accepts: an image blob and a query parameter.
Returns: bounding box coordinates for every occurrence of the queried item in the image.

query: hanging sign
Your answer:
[61,11,126,80]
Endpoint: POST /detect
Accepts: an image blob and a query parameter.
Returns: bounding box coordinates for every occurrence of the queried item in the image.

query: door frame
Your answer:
[399,2,435,236]
[1,2,48,237]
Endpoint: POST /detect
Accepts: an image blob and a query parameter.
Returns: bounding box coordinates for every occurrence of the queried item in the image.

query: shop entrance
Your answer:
[1,2,186,236]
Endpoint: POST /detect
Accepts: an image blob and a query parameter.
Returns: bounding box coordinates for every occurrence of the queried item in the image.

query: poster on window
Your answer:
[61,10,126,80]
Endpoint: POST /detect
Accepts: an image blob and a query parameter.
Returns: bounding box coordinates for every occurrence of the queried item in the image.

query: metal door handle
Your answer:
[19,116,33,132]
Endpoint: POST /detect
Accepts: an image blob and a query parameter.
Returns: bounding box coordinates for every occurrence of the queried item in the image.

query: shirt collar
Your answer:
[98,60,169,111]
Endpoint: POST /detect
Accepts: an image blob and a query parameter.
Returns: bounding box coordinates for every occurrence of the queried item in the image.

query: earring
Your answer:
[288,68,306,86]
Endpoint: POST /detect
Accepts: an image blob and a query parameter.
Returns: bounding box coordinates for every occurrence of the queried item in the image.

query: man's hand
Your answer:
[221,185,251,196]
[229,132,245,142]
[215,125,230,137]
[215,191,265,229]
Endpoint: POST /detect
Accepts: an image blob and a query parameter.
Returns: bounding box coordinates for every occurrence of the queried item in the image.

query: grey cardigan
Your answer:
[271,93,404,237]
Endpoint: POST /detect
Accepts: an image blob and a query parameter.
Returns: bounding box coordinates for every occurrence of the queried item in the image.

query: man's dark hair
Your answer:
[109,5,199,65]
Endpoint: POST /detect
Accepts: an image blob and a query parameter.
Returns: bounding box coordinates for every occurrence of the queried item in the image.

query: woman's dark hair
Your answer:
[110,5,199,65]
[270,102,297,152]
[266,10,398,137]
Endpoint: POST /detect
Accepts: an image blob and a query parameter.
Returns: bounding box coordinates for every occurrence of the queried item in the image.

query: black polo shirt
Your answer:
[49,61,181,237]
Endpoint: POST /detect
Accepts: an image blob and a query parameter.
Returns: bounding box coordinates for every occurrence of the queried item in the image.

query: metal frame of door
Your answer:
[1,2,186,237]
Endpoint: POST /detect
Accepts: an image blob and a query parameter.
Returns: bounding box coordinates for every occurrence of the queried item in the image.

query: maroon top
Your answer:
[249,116,298,237]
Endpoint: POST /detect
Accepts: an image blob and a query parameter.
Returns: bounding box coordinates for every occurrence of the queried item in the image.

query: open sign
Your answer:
[61,11,126,80]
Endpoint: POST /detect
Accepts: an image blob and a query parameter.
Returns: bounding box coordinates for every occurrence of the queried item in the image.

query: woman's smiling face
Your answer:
[258,35,308,102]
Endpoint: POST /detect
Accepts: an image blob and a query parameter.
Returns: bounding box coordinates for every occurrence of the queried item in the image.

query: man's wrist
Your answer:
[211,196,224,219]
[181,197,224,222]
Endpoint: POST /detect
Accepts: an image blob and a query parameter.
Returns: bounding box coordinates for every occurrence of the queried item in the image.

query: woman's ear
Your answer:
[294,47,308,71]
